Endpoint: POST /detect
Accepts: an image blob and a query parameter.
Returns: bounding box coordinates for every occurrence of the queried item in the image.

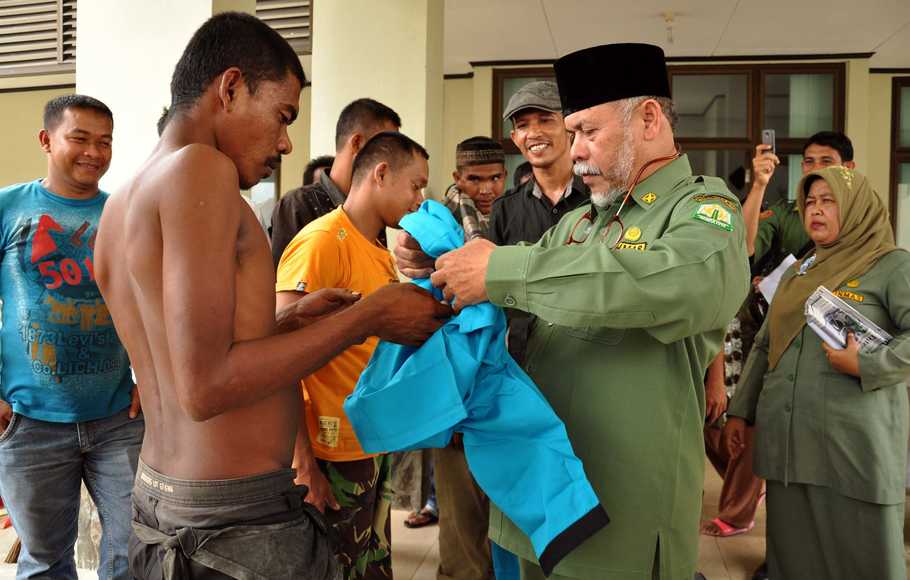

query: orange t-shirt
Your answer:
[276,207,397,461]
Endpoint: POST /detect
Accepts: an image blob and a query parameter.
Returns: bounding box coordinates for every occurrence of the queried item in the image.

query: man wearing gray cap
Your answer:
[398,43,750,579]
[489,80,589,365]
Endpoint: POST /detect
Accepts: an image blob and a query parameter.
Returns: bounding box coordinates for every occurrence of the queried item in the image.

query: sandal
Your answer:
[404,507,438,528]
[700,516,754,537]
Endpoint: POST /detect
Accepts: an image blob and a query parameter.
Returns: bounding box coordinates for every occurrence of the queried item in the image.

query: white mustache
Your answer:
[573,161,602,177]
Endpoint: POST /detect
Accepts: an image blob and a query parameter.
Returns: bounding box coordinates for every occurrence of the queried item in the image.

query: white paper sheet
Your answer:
[758,254,798,303]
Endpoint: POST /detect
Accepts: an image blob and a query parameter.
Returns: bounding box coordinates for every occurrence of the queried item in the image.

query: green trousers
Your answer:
[766,480,905,580]
[434,442,494,580]
[518,557,662,580]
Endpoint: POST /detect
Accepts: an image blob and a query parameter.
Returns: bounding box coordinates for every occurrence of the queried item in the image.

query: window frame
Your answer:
[491,62,846,163]
[669,64,755,149]
[889,76,910,232]
[0,0,77,78]
[669,63,845,203]
[490,62,846,200]
[256,0,312,56]
[669,62,846,156]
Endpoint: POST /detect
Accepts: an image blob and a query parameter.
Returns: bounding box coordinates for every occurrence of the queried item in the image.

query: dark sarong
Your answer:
[129,459,339,580]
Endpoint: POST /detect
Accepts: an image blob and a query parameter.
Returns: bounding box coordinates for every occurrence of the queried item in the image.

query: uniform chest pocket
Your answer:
[832,289,893,334]
[566,326,626,345]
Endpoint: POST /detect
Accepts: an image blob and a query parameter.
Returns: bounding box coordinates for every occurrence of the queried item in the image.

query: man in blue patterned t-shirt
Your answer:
[0,95,142,580]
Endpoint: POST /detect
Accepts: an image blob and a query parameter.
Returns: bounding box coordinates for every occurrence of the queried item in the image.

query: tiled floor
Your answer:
[389,458,767,580]
[0,460,904,579]
[390,459,910,580]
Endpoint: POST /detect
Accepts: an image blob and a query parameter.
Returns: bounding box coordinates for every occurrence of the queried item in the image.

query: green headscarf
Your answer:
[767,166,897,369]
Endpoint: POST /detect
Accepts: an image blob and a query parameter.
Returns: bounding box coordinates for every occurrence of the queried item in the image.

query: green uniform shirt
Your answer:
[752,199,811,265]
[729,249,910,506]
[484,156,750,578]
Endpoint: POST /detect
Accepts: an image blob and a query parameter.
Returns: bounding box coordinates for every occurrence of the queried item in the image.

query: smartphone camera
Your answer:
[761,129,776,155]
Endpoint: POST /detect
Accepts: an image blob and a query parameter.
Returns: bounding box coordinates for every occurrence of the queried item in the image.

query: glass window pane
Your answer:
[763,73,834,138]
[897,163,910,250]
[781,154,805,202]
[504,154,526,189]
[684,149,749,198]
[250,172,278,204]
[900,87,910,148]
[672,74,748,138]
[501,75,554,139]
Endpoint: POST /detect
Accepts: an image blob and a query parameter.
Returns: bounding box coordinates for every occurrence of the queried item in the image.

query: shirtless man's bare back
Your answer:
[94,13,449,580]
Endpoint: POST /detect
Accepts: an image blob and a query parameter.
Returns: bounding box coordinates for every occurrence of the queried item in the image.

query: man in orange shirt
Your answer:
[276,131,429,579]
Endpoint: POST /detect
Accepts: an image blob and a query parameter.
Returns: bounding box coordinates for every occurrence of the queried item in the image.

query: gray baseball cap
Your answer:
[502,80,562,121]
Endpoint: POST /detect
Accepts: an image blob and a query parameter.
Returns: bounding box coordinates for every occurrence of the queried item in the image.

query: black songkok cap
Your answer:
[554,43,671,117]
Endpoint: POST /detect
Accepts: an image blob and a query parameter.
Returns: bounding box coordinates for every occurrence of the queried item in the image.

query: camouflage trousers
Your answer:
[317,454,393,580]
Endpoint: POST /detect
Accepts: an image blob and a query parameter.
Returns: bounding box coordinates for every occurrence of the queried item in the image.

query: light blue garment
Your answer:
[0,180,133,422]
[345,200,608,575]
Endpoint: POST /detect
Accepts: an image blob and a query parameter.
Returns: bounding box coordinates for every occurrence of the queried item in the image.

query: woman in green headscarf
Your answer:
[725,165,910,579]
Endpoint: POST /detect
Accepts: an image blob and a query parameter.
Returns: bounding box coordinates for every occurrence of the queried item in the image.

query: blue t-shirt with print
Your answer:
[0,180,132,422]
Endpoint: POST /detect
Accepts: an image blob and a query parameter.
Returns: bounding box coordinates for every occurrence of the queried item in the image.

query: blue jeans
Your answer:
[0,407,143,580]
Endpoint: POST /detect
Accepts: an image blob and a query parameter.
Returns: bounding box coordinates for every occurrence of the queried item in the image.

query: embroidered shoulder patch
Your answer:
[693,203,734,232]
[615,241,647,251]
[692,194,739,213]
[846,279,860,288]
[337,228,347,241]
[642,192,657,204]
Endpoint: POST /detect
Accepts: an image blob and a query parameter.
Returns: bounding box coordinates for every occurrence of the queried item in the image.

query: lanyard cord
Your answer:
[606,148,681,223]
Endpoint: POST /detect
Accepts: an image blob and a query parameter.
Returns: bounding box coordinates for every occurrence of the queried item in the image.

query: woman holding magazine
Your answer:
[725,165,910,580]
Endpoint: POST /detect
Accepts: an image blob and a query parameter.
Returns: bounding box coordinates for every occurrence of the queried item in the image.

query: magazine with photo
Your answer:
[804,286,892,350]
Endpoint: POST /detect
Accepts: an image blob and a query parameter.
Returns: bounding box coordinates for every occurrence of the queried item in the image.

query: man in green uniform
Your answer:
[398,43,750,579]
[745,131,856,268]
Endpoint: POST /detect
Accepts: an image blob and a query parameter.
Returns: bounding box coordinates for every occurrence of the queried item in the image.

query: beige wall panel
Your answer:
[866,73,895,203]
[0,87,74,187]
[279,85,312,196]
[439,77,475,199]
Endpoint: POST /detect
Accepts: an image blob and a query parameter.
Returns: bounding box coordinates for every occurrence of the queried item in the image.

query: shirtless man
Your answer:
[94,13,449,580]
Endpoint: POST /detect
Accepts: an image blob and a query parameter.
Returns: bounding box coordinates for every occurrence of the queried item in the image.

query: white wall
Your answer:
[309,0,445,196]
[76,0,254,193]
[439,76,476,195]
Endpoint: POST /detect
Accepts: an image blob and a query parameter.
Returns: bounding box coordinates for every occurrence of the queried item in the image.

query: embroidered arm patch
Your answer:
[692,203,734,232]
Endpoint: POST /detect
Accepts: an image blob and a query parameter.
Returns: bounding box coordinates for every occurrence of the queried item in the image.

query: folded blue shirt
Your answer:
[344,200,608,575]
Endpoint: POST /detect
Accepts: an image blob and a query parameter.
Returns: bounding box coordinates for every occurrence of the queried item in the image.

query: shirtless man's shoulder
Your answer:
[144,144,239,205]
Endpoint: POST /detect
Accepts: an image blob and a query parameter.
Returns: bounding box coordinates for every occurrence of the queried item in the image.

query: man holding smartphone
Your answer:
[743,131,856,266]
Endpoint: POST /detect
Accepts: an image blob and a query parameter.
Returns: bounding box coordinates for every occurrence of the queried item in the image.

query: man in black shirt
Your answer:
[270,98,400,266]
[488,80,589,364]
[303,155,334,186]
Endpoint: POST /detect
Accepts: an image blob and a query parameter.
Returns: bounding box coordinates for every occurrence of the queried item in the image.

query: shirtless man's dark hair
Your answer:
[169,11,305,114]
[95,12,449,579]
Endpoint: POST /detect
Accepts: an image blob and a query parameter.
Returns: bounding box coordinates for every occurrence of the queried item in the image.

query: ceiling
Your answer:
[443,0,910,74]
